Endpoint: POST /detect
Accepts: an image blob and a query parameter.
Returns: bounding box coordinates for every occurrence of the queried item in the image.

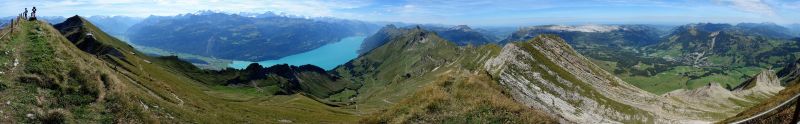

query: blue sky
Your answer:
[1,0,799,26]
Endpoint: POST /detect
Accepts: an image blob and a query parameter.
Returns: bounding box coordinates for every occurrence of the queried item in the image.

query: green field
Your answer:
[613,64,764,94]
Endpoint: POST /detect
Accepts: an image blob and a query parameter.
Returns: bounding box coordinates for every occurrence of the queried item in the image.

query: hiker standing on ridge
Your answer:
[31,7,37,19]
[23,8,28,19]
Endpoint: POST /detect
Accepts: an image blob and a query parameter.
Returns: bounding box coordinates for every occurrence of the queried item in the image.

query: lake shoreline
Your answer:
[228,36,367,70]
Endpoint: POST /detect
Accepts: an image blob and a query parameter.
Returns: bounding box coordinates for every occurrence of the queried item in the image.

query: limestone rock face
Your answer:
[663,82,750,111]
[484,35,722,123]
[661,70,784,121]
[733,70,784,98]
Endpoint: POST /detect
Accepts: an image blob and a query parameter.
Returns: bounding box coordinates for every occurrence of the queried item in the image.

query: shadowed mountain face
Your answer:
[778,59,800,85]
[358,25,404,55]
[54,16,128,59]
[126,12,379,61]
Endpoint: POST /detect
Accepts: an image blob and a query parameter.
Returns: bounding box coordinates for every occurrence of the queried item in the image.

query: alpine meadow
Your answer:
[3,0,800,123]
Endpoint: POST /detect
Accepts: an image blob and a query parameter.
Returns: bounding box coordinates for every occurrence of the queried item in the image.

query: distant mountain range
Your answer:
[358,24,503,54]
[126,12,380,61]
[501,24,666,47]
[420,25,501,45]
[85,16,143,36]
[789,23,800,36]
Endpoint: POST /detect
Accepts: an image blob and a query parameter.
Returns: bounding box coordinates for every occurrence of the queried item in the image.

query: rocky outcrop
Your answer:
[663,82,750,111]
[485,34,722,123]
[662,70,784,120]
[733,70,784,98]
[717,59,800,123]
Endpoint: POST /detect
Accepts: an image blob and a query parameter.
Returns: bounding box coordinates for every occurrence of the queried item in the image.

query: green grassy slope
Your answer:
[334,27,462,112]
[336,27,555,123]
[0,17,556,123]
[362,69,556,123]
[0,16,361,123]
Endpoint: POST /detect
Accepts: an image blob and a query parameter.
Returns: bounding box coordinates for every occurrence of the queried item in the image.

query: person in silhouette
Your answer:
[31,7,37,19]
[23,8,28,19]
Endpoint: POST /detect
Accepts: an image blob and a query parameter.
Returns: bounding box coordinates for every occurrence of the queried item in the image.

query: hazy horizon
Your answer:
[1,0,799,26]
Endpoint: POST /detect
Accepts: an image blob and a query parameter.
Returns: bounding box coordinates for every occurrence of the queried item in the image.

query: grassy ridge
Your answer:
[331,27,556,122]
[2,18,556,123]
[67,16,364,123]
[0,17,364,123]
[333,28,462,112]
[1,18,125,123]
[362,69,556,123]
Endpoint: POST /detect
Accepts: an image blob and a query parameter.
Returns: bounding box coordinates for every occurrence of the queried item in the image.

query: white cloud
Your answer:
[782,1,800,9]
[716,0,777,16]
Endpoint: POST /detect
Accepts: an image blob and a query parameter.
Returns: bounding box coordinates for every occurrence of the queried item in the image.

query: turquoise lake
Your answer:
[229,36,366,70]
